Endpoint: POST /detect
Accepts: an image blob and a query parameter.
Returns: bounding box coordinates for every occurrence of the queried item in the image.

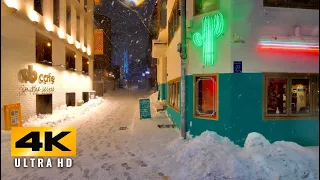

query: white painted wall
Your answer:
[1,0,94,129]
[231,0,319,73]
[157,57,167,84]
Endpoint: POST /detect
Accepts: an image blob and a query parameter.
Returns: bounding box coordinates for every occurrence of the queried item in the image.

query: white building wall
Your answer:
[1,0,94,129]
[166,0,181,81]
[231,0,319,73]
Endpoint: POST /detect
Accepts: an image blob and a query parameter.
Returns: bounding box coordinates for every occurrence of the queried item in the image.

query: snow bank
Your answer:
[23,97,105,127]
[168,131,319,180]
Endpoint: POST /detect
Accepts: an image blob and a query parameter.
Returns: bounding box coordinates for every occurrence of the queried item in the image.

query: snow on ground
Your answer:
[1,90,319,180]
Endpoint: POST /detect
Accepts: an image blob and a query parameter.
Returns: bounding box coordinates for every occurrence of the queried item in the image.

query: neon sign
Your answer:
[192,13,224,66]
[258,40,319,53]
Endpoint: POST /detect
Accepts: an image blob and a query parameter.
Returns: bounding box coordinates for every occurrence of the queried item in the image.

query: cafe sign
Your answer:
[18,65,55,84]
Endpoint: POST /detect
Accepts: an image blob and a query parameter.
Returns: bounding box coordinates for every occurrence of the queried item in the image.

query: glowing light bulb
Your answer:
[75,41,81,49]
[47,42,51,47]
[67,35,73,44]
[45,21,53,31]
[82,46,87,53]
[4,0,18,9]
[58,29,65,39]
[87,48,91,55]
[28,10,39,22]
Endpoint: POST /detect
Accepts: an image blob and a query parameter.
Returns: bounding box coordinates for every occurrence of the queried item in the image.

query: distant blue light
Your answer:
[142,73,145,77]
[145,71,150,75]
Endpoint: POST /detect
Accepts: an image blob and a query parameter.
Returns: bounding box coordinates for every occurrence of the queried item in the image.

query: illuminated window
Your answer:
[168,0,179,44]
[194,75,218,119]
[168,78,180,111]
[53,0,60,27]
[36,32,52,65]
[264,74,319,119]
[34,0,43,15]
[194,0,219,16]
[82,57,89,74]
[66,6,71,35]
[65,48,76,71]
[266,78,288,115]
[264,0,319,10]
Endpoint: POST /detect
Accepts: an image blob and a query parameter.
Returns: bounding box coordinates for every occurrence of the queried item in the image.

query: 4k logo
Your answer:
[11,127,76,157]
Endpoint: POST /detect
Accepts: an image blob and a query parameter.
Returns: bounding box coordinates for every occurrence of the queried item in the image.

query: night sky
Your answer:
[94,0,156,74]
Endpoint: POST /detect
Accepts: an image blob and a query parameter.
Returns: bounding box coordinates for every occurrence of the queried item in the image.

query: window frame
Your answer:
[66,6,72,36]
[263,76,289,117]
[263,0,319,10]
[289,76,313,117]
[82,56,89,75]
[53,0,60,27]
[193,0,219,17]
[34,0,43,16]
[263,73,319,120]
[65,48,76,71]
[193,74,219,120]
[168,77,180,112]
[168,0,180,44]
[36,32,52,66]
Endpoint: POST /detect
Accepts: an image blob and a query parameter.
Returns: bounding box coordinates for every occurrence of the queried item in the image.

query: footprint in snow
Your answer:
[121,163,132,170]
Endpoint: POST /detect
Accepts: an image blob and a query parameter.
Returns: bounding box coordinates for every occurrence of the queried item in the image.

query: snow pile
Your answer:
[169,131,319,180]
[23,97,105,127]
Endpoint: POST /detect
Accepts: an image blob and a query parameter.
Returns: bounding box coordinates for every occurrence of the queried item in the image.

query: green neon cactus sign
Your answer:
[192,13,224,66]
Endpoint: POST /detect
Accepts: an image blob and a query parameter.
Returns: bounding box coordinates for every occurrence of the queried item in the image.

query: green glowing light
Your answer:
[193,32,203,47]
[192,13,224,66]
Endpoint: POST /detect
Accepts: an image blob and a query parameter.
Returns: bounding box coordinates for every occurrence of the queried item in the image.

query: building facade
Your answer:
[152,0,319,146]
[93,13,112,80]
[1,0,95,129]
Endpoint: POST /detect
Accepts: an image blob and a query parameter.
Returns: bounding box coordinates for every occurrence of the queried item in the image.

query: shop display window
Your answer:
[66,48,76,71]
[264,74,319,119]
[194,75,218,119]
[168,78,180,111]
[36,33,52,66]
[82,57,89,75]
[266,78,288,115]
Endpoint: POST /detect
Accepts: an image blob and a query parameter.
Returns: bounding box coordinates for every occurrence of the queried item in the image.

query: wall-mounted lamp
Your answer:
[28,10,39,23]
[58,29,65,39]
[87,48,91,56]
[45,21,54,32]
[67,35,73,44]
[4,0,18,10]
[75,41,81,49]
[82,46,87,53]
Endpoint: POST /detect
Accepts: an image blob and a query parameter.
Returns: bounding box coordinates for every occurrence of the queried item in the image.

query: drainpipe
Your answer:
[179,0,187,139]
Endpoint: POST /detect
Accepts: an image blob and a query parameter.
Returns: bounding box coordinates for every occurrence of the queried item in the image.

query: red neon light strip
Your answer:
[259,45,319,53]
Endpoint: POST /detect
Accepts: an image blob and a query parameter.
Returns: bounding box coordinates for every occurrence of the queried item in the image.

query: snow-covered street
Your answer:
[1,90,319,180]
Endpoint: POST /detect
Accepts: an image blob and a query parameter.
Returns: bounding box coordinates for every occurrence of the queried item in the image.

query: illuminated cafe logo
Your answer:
[18,65,55,84]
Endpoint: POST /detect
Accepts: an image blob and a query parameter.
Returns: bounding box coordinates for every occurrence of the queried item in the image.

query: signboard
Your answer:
[93,29,104,55]
[139,98,151,119]
[4,103,22,130]
[233,61,242,73]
